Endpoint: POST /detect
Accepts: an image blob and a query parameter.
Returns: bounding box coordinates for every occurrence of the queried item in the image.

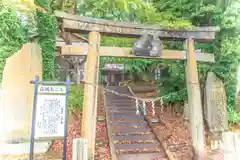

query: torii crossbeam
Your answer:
[55,11,219,41]
[55,11,220,160]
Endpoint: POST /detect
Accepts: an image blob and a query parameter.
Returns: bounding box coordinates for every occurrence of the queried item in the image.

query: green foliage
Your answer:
[0,2,57,83]
[211,1,240,123]
[228,107,240,124]
[212,36,240,111]
[101,36,135,47]
[0,5,29,83]
[163,88,188,102]
[77,0,194,29]
[154,0,240,123]
[68,85,84,113]
[34,0,58,80]
[100,36,155,79]
[77,0,195,85]
[82,0,240,124]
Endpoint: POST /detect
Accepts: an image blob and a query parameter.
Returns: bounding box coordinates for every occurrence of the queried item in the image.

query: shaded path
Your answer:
[104,86,168,160]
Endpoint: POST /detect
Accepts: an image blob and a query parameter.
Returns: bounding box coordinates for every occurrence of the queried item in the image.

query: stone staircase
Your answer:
[104,86,168,160]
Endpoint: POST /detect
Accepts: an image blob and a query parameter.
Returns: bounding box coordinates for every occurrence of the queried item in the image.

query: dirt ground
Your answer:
[94,91,111,160]
[0,111,82,160]
[47,110,82,159]
[48,91,111,160]
[149,108,224,160]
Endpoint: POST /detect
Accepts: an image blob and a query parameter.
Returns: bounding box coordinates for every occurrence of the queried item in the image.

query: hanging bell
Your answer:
[149,34,162,57]
[132,33,153,56]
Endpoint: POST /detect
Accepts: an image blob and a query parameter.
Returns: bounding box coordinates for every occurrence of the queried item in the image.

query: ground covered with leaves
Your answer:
[149,106,224,160]
[49,110,82,159]
[48,90,111,160]
[94,91,111,160]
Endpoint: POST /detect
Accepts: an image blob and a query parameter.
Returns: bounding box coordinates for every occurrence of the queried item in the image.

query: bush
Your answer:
[68,85,84,113]
[0,5,29,83]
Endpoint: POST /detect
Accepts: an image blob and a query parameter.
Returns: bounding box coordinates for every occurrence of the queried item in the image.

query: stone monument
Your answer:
[0,43,42,142]
[204,72,228,149]
[204,71,228,133]
[0,43,51,157]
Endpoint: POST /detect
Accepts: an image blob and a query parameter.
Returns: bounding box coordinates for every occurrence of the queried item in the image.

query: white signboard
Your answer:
[38,85,66,94]
[35,95,66,138]
[104,63,124,70]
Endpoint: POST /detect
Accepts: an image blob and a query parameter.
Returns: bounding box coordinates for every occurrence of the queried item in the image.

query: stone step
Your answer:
[107,104,136,108]
[105,92,129,95]
[106,100,135,104]
[110,99,134,101]
[109,114,144,120]
[111,121,148,127]
[117,153,168,160]
[106,86,128,90]
[109,103,135,107]
[115,143,162,154]
[105,96,131,99]
[108,106,136,109]
[113,134,156,142]
[106,92,131,95]
[106,91,130,94]
[109,114,145,121]
[108,108,136,112]
[111,105,135,108]
[108,101,135,105]
[108,98,133,100]
[109,112,140,116]
[113,127,151,135]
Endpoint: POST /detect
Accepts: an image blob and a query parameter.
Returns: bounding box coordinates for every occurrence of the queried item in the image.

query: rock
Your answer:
[176,113,181,117]
[97,116,106,122]
[150,116,160,123]
[98,147,108,153]
[96,139,104,146]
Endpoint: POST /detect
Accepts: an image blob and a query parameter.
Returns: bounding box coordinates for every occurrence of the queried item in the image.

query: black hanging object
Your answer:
[150,35,162,57]
[132,33,162,57]
[132,33,153,56]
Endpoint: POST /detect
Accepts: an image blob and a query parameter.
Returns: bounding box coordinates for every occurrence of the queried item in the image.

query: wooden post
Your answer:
[186,38,205,160]
[81,31,100,159]
[91,56,100,156]
[72,138,88,160]
[76,67,81,85]
[184,41,191,122]
[222,132,240,160]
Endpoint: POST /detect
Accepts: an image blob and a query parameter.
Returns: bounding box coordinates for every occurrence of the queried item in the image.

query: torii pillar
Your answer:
[81,31,101,158]
[186,38,205,160]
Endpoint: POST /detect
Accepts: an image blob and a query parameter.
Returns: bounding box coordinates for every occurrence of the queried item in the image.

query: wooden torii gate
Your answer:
[55,11,219,160]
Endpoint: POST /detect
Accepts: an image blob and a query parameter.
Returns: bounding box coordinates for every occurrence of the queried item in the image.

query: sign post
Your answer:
[103,63,125,86]
[29,75,71,160]
[103,63,124,70]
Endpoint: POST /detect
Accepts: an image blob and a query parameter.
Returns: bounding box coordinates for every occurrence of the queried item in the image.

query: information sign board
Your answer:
[29,76,71,160]
[104,63,124,70]
[35,95,66,138]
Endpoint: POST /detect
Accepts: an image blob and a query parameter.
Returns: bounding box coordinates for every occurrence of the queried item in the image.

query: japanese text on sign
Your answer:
[38,86,66,94]
[35,95,66,138]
